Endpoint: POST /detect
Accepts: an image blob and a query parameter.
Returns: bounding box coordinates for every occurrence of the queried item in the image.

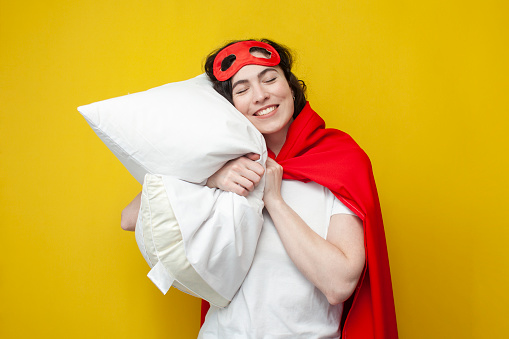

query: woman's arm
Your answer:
[263,158,365,305]
[120,192,141,231]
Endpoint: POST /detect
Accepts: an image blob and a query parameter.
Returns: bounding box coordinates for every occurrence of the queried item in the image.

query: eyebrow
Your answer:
[231,68,278,91]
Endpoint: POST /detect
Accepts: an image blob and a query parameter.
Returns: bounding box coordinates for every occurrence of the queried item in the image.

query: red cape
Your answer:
[201,103,398,338]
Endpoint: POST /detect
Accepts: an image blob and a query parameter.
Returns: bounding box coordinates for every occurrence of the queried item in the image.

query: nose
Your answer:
[251,83,269,104]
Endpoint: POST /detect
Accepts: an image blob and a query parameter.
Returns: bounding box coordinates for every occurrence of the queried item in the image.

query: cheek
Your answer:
[233,97,249,116]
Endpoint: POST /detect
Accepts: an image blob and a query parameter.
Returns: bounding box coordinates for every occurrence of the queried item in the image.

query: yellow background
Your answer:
[1,0,507,338]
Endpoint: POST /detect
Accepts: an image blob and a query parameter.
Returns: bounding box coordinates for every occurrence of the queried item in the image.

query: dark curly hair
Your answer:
[204,39,307,119]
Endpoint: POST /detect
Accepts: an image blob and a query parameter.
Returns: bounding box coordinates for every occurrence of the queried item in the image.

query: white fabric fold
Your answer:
[147,261,175,295]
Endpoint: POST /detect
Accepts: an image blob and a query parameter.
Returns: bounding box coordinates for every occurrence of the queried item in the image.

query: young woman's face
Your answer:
[230,63,294,137]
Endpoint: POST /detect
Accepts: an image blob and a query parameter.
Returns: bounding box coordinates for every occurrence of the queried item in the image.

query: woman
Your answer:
[122,39,398,338]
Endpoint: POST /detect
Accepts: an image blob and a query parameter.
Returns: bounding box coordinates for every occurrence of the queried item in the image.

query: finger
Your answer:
[226,185,248,196]
[265,159,283,178]
[244,153,260,161]
[221,171,254,195]
[235,176,256,192]
[220,174,248,195]
[236,157,265,177]
[230,184,249,196]
[251,162,266,177]
[238,167,263,186]
[266,157,276,165]
[265,158,279,169]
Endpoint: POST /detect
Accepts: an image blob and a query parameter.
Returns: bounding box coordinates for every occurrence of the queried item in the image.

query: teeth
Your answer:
[256,106,276,116]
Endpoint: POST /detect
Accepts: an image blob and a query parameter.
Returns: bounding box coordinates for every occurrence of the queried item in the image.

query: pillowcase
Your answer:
[136,174,264,307]
[78,74,266,184]
[78,74,266,305]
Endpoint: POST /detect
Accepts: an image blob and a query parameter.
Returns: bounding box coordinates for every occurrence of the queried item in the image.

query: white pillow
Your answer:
[78,74,266,184]
[78,74,266,305]
[136,174,264,307]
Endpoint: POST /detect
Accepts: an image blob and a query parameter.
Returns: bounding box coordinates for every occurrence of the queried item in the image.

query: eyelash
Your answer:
[234,76,277,95]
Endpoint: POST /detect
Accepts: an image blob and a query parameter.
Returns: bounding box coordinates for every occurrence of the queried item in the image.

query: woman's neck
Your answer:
[263,120,292,157]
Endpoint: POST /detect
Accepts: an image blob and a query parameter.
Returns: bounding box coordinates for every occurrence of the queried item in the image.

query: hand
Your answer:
[263,158,284,206]
[206,153,265,196]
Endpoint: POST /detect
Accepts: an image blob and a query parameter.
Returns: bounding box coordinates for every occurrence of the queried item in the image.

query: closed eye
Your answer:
[235,87,248,95]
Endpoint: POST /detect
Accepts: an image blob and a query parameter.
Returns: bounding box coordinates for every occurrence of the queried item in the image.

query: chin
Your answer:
[259,121,291,136]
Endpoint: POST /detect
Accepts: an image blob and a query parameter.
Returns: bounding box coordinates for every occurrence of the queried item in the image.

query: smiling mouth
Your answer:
[254,105,277,116]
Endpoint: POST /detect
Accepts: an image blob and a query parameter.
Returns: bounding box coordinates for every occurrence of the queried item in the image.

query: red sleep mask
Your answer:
[213,41,281,81]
